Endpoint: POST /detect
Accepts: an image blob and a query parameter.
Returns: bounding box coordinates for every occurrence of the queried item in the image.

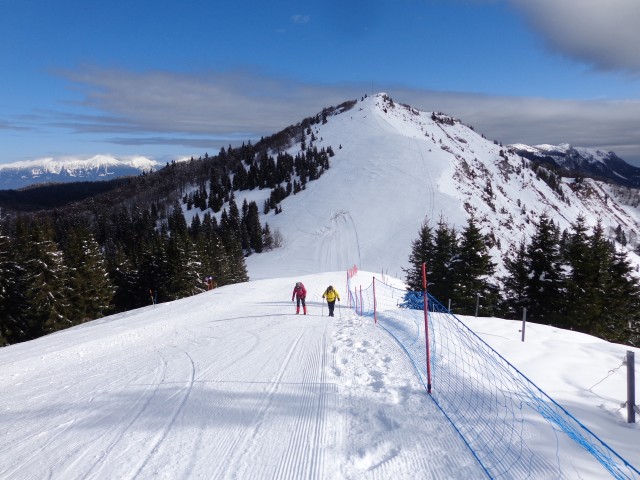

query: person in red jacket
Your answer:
[291,281,307,315]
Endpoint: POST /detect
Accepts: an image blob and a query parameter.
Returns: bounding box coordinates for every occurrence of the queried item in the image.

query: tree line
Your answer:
[404,213,640,345]
[0,128,336,346]
[0,195,260,346]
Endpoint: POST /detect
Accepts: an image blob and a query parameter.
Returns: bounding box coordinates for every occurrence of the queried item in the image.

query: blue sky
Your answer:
[2,0,640,165]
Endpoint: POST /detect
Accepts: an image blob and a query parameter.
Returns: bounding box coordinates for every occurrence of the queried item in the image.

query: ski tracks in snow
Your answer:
[1,281,486,479]
[331,310,487,479]
[209,319,335,480]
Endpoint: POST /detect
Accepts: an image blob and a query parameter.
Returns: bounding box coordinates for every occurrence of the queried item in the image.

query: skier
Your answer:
[291,281,307,315]
[322,285,340,317]
[205,276,217,290]
[149,288,158,305]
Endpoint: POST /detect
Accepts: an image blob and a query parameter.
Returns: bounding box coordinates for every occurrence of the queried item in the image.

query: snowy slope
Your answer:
[245,93,640,280]
[2,271,638,479]
[1,272,489,479]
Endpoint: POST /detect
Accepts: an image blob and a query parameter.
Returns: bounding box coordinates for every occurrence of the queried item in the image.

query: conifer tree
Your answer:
[262,223,274,251]
[500,239,529,319]
[0,231,24,345]
[245,201,264,253]
[64,227,115,324]
[429,217,459,305]
[195,213,229,286]
[16,220,70,336]
[108,243,140,312]
[563,215,597,330]
[525,214,565,326]
[137,231,170,306]
[583,221,614,336]
[454,216,496,315]
[165,232,205,299]
[403,220,434,292]
[605,248,640,344]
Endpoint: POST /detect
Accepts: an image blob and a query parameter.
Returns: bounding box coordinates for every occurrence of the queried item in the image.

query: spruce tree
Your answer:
[64,226,115,324]
[165,232,205,300]
[525,214,565,326]
[16,220,70,336]
[245,201,263,253]
[584,221,614,336]
[454,216,496,315]
[0,231,24,345]
[500,239,529,319]
[564,215,597,331]
[605,248,640,344]
[108,243,140,312]
[429,217,458,305]
[403,220,434,292]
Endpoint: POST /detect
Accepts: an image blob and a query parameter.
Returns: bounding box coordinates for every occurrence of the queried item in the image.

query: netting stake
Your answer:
[422,263,432,393]
[628,351,636,424]
[373,277,378,324]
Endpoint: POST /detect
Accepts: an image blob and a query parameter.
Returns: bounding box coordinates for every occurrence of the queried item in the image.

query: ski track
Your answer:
[1,277,487,479]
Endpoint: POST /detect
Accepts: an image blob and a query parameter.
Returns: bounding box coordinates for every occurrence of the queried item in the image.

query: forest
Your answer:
[404,214,640,346]
[0,107,337,346]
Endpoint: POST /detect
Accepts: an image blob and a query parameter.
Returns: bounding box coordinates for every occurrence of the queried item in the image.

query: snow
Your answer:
[1,272,638,479]
[2,93,640,478]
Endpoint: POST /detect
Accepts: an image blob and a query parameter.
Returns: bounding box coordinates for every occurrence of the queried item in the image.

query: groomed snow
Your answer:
[1,272,638,479]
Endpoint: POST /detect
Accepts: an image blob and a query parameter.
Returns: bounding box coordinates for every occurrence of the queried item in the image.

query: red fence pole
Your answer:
[422,263,432,394]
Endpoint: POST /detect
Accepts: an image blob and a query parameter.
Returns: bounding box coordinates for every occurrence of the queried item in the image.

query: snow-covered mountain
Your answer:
[244,93,640,280]
[0,155,160,190]
[511,142,640,188]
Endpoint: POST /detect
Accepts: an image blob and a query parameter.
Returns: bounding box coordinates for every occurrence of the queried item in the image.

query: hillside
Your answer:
[245,93,640,280]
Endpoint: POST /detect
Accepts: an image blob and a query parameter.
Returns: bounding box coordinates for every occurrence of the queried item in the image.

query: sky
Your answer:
[2,0,640,166]
[1,271,637,479]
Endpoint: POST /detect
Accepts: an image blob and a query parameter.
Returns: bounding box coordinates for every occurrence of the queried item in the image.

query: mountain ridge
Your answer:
[246,93,640,280]
[0,154,160,190]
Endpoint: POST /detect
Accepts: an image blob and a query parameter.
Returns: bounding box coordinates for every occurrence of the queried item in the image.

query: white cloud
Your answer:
[58,68,640,165]
[291,14,310,24]
[508,0,640,74]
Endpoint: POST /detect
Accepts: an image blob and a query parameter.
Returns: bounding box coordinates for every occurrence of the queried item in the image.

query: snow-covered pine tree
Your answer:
[525,214,565,326]
[454,216,497,315]
[64,226,115,324]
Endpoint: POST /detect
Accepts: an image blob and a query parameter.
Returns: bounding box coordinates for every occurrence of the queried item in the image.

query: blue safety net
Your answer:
[346,274,640,480]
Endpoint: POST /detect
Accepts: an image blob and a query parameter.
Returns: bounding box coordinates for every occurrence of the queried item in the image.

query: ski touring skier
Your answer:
[291,282,307,315]
[322,285,340,317]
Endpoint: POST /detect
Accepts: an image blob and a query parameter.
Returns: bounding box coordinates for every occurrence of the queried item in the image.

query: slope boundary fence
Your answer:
[345,268,640,480]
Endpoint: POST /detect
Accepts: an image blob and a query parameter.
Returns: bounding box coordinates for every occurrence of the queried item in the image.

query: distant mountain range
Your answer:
[510,143,640,188]
[0,155,161,190]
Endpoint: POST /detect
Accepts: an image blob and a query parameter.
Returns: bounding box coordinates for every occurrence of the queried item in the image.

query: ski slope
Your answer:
[2,271,639,479]
[1,272,489,479]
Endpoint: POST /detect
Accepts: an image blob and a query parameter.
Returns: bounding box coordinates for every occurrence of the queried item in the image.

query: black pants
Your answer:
[296,296,306,308]
[327,300,336,316]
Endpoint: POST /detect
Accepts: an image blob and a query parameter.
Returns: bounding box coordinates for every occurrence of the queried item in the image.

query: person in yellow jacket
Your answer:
[322,285,340,317]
